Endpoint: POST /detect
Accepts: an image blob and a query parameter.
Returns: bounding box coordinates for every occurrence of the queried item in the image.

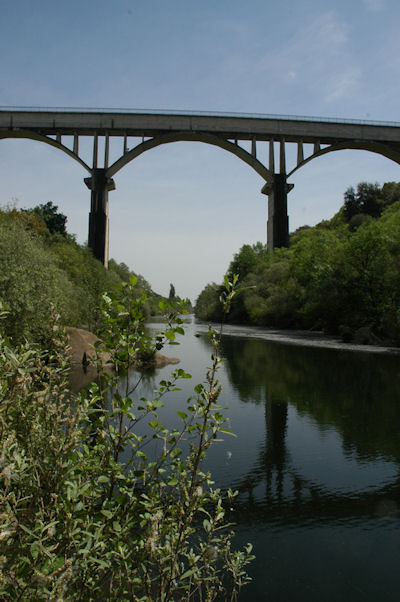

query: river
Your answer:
[143,318,400,601]
[76,317,400,601]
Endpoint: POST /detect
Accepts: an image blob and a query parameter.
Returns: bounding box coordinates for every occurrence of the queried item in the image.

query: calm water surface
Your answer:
[123,319,400,601]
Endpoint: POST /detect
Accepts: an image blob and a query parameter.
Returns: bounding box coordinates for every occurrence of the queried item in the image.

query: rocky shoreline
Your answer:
[193,322,400,355]
[66,327,180,391]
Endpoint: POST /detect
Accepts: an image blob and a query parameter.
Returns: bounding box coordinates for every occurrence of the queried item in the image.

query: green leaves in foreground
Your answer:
[0,276,254,601]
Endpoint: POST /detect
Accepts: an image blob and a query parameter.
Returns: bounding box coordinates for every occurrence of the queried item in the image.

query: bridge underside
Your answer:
[2,109,400,264]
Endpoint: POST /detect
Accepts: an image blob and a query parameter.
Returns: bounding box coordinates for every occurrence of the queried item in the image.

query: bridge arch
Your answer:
[288,140,400,178]
[0,129,91,173]
[3,110,400,265]
[107,131,274,184]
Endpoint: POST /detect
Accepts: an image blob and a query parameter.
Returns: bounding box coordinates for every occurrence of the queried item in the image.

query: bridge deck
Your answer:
[2,109,400,144]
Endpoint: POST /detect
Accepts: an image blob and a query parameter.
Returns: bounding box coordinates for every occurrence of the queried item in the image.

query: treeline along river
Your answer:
[110,318,400,601]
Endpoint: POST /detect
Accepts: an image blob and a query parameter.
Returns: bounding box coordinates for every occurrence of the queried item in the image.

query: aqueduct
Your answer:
[2,107,400,265]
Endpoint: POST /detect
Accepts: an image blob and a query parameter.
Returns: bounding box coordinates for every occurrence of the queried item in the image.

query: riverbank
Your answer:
[192,320,400,355]
[66,326,180,391]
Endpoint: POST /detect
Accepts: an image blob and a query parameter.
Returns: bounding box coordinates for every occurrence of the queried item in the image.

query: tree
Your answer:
[26,201,67,236]
[343,182,383,222]
[195,283,224,322]
[169,282,176,300]
[228,242,268,280]
[343,186,360,221]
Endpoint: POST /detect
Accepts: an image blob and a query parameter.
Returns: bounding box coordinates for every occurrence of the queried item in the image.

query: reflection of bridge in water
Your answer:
[235,399,400,524]
[2,107,400,264]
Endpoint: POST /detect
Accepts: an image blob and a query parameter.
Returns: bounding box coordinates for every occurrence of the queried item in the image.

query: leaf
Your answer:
[224,274,230,291]
[219,429,237,437]
[181,568,197,580]
[19,524,36,537]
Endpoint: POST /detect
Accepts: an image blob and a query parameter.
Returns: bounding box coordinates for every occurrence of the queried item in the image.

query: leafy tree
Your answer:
[343,182,383,222]
[24,201,68,236]
[195,283,224,322]
[195,182,400,343]
[343,186,360,221]
[227,242,269,280]
[381,181,400,209]
[108,258,131,283]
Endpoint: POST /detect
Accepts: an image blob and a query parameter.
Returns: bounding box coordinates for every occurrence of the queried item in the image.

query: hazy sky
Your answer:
[1,0,400,301]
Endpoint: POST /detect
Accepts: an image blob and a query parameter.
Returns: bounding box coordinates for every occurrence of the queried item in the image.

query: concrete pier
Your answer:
[263,174,292,249]
[85,169,115,266]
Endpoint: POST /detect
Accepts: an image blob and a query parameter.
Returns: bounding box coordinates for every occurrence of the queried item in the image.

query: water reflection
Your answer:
[213,333,400,600]
[71,322,400,600]
[220,336,400,462]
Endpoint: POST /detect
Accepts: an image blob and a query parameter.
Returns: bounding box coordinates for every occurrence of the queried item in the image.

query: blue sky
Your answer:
[1,0,400,301]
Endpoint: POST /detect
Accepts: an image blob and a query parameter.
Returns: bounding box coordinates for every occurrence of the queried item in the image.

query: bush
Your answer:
[0,278,254,600]
[0,219,78,345]
[0,205,168,342]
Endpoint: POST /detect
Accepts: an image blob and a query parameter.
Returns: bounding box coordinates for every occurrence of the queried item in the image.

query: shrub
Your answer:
[0,278,254,600]
[0,219,77,345]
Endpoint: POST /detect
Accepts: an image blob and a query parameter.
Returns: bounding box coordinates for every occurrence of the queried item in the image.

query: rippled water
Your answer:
[82,318,400,601]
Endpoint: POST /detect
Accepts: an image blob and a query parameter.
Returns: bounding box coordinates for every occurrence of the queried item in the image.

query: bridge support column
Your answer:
[262,174,293,249]
[84,169,115,267]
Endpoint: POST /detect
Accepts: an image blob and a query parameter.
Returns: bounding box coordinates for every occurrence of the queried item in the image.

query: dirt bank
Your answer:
[66,327,180,391]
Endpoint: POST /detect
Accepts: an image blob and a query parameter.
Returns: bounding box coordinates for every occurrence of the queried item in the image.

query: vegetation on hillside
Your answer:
[0,202,172,346]
[195,182,400,344]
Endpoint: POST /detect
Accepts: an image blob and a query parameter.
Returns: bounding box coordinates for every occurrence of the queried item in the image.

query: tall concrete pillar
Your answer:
[84,168,115,267]
[262,174,292,249]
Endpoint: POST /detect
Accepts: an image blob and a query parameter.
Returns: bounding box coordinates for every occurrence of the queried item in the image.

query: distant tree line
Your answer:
[195,182,400,344]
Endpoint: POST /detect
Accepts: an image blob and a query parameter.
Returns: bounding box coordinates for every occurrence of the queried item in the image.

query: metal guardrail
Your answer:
[0,106,400,128]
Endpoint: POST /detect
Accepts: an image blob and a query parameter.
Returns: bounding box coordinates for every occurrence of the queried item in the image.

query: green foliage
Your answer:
[195,283,225,323]
[343,181,400,224]
[23,201,67,236]
[0,205,172,342]
[0,279,254,600]
[50,239,112,331]
[227,242,269,281]
[195,182,400,344]
[0,218,78,345]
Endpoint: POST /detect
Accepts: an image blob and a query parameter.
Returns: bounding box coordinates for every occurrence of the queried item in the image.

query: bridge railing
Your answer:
[1,106,400,128]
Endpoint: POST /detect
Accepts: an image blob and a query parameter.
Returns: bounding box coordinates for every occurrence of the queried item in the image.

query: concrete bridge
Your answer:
[2,107,400,265]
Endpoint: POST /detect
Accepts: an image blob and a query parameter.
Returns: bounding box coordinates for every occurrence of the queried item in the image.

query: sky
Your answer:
[1,0,400,302]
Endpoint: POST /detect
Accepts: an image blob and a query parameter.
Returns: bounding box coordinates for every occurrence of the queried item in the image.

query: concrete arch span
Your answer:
[0,129,91,174]
[288,140,400,178]
[107,131,274,184]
